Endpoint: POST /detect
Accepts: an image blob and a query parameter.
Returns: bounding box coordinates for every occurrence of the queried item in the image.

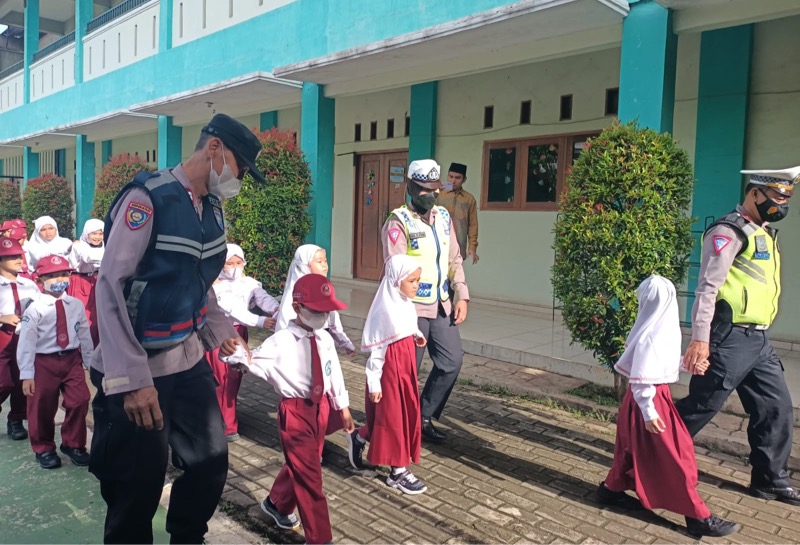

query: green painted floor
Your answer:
[0,402,169,544]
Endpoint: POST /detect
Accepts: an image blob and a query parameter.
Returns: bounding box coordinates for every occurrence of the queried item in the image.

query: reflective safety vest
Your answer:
[709,211,781,326]
[390,205,451,305]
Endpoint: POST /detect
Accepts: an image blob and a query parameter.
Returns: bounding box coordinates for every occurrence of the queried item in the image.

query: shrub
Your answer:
[0,180,23,223]
[23,173,76,238]
[93,154,154,220]
[552,121,694,392]
[224,128,312,294]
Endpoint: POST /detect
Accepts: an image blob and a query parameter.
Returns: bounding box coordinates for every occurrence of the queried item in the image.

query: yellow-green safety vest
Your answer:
[390,205,451,305]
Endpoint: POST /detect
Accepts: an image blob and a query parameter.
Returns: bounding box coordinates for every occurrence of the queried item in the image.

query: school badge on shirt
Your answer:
[325,361,332,376]
[126,202,153,230]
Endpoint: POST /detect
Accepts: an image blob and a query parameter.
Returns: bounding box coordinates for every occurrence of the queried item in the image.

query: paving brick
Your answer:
[538,521,587,542]
[602,520,658,543]
[469,520,523,543]
[468,504,514,526]
[575,522,626,544]
[337,520,380,543]
[560,505,608,528]
[464,488,505,509]
[434,489,479,511]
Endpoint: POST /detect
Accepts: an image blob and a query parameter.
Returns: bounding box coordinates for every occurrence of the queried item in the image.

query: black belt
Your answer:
[48,348,78,357]
[734,323,769,332]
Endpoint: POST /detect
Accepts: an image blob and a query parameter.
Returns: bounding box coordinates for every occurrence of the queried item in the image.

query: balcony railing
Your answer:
[86,0,151,34]
[32,32,76,63]
[0,60,24,81]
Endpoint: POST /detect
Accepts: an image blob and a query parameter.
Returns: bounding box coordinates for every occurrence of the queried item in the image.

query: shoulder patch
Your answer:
[388,228,403,246]
[126,202,153,230]
[712,235,732,255]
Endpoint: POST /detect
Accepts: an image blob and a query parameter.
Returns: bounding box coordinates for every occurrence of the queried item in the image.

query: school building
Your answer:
[1,0,799,346]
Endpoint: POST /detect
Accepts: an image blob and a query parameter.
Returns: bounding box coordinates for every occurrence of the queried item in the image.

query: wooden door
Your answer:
[354,151,408,280]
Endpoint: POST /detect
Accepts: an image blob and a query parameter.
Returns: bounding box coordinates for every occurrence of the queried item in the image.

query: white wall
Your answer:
[0,72,23,113]
[110,131,159,167]
[30,45,76,102]
[2,155,24,177]
[173,0,296,47]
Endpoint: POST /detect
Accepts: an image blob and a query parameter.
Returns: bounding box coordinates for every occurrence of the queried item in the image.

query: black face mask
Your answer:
[756,190,789,223]
[407,183,437,214]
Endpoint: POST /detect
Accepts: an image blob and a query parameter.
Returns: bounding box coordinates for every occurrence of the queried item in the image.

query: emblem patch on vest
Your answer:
[212,206,224,230]
[388,228,402,246]
[125,202,153,230]
[416,282,433,298]
[712,235,731,255]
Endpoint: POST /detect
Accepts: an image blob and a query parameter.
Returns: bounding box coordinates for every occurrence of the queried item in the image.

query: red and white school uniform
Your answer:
[27,216,72,271]
[67,219,105,346]
[0,275,40,423]
[357,254,423,467]
[604,275,711,520]
[236,322,349,545]
[17,294,93,454]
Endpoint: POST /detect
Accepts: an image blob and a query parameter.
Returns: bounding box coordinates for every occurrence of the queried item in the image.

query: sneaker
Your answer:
[386,470,427,495]
[596,481,645,510]
[35,450,62,470]
[685,515,740,538]
[225,432,240,443]
[260,497,300,530]
[347,429,365,470]
[6,420,28,441]
[60,446,91,466]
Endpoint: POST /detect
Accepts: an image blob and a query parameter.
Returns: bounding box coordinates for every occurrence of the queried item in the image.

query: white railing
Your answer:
[0,71,24,113]
[84,0,160,81]
[30,44,77,102]
[173,0,296,46]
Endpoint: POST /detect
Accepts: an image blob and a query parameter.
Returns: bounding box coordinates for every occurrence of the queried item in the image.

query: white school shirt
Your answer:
[68,240,104,273]
[366,329,424,393]
[244,321,350,410]
[213,276,279,329]
[17,294,94,380]
[0,275,41,318]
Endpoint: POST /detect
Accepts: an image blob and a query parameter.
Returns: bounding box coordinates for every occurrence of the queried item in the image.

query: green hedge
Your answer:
[93,154,154,220]
[224,128,312,294]
[23,173,76,238]
[0,180,23,224]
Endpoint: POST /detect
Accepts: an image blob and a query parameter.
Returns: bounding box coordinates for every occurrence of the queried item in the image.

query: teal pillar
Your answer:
[159,0,174,52]
[618,0,677,132]
[408,82,438,162]
[260,111,279,131]
[158,116,182,169]
[55,148,67,177]
[76,135,96,232]
[22,147,40,189]
[101,140,113,165]
[0,159,4,176]
[23,0,39,104]
[300,83,335,261]
[75,0,93,84]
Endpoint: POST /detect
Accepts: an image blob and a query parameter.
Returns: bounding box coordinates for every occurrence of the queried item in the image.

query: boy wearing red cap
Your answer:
[225,274,354,544]
[0,237,39,440]
[18,254,94,469]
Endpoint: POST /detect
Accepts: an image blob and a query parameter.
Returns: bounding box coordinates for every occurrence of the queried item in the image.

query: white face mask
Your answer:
[298,307,329,331]
[220,267,243,281]
[208,147,243,199]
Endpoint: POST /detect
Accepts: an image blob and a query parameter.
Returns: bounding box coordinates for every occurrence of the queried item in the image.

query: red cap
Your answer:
[0,221,12,232]
[10,219,26,229]
[8,227,26,240]
[292,274,347,312]
[34,254,74,276]
[0,237,24,257]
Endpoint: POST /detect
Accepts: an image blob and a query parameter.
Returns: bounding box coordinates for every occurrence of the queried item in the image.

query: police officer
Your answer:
[89,113,267,543]
[678,166,799,507]
[382,159,469,443]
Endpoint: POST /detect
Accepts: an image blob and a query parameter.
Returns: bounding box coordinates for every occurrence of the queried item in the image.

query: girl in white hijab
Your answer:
[275,244,355,353]
[599,275,738,538]
[347,254,428,495]
[66,218,105,346]
[28,216,72,269]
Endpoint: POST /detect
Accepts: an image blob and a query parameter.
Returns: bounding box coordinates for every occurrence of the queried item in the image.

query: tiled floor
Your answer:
[331,277,800,410]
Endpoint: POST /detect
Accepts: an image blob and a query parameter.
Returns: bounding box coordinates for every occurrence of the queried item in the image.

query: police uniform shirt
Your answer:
[0,275,40,318]
[382,206,470,319]
[92,164,238,395]
[68,239,104,274]
[17,294,94,380]
[213,276,279,328]
[244,322,350,410]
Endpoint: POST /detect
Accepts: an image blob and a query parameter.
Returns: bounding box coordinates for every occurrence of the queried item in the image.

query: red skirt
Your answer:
[605,384,711,519]
[68,274,99,346]
[206,324,247,435]
[363,336,421,467]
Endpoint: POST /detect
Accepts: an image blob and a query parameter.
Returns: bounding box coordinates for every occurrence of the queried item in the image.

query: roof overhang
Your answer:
[656,0,800,33]
[129,72,303,126]
[274,0,628,97]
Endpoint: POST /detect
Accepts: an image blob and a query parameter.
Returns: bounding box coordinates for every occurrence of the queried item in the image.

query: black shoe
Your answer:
[749,485,800,506]
[386,469,428,495]
[6,420,27,440]
[685,515,740,538]
[596,482,645,510]
[225,432,240,443]
[260,497,300,530]
[421,417,447,443]
[60,446,91,466]
[35,451,62,470]
[347,428,366,470]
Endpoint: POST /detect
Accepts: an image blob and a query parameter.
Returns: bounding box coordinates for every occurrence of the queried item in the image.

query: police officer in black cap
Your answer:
[89,114,266,543]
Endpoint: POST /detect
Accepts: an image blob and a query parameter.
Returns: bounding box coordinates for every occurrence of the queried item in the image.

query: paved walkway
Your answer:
[223,325,799,544]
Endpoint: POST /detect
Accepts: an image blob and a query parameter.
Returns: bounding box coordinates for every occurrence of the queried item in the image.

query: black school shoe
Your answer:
[346,429,366,470]
[596,482,645,510]
[60,446,91,466]
[35,450,62,469]
[685,515,740,538]
[749,485,800,506]
[6,420,28,440]
[421,417,447,443]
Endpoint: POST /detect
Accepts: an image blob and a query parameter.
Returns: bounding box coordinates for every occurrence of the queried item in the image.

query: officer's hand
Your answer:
[469,250,480,265]
[0,314,20,326]
[683,340,710,374]
[220,338,239,357]
[644,416,666,434]
[22,379,34,397]
[123,386,164,431]
[453,301,468,325]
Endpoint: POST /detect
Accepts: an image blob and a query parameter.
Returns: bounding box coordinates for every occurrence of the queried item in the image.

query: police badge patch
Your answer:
[125,202,153,230]
[213,206,224,230]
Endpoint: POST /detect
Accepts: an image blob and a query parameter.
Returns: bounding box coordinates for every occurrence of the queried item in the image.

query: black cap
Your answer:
[448,162,467,176]
[201,113,267,184]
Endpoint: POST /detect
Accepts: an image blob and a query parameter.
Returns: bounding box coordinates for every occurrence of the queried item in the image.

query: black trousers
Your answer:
[416,304,464,420]
[675,326,794,488]
[89,359,228,544]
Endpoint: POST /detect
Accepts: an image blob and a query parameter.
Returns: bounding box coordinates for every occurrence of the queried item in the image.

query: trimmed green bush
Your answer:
[93,154,154,220]
[23,173,76,238]
[0,180,23,223]
[552,121,694,379]
[224,128,312,294]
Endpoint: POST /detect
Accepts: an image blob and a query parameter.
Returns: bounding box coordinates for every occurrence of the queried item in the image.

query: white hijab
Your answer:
[78,218,105,259]
[217,243,247,283]
[29,216,72,261]
[614,275,682,385]
[275,244,324,331]
[361,255,421,352]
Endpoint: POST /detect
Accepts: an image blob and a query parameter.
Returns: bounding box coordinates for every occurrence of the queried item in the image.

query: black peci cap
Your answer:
[201,113,267,184]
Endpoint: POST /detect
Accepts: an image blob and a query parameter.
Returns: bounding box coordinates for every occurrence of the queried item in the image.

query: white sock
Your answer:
[392,466,407,475]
